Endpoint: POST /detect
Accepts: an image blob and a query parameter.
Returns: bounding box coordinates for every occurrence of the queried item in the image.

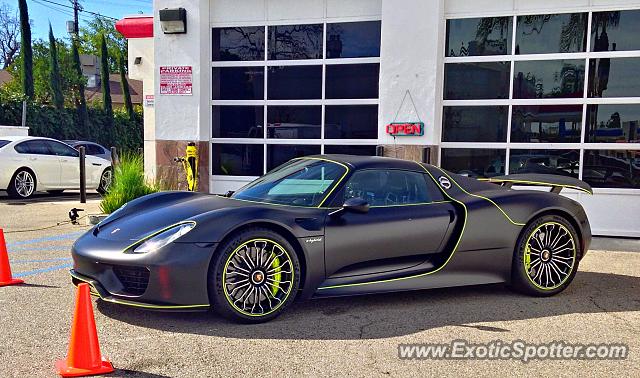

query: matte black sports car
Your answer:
[70,155,592,323]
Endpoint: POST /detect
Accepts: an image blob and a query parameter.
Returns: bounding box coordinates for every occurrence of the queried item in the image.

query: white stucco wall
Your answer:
[153,0,210,143]
[0,125,29,137]
[378,0,444,146]
[127,36,156,177]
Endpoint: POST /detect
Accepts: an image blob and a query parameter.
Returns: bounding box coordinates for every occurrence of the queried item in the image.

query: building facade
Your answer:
[118,0,640,237]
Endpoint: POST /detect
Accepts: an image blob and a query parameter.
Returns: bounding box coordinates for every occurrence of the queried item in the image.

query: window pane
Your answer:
[212,67,264,100]
[441,148,506,178]
[212,106,264,138]
[513,60,584,99]
[324,145,377,155]
[326,64,379,99]
[583,150,640,188]
[591,10,640,52]
[445,17,512,57]
[509,149,579,177]
[212,144,263,176]
[47,141,79,157]
[267,66,322,100]
[15,140,49,155]
[444,62,510,100]
[442,106,507,142]
[511,105,582,143]
[326,21,381,58]
[212,26,264,61]
[233,159,346,207]
[267,145,320,171]
[344,170,431,206]
[515,13,587,54]
[586,104,640,143]
[325,105,378,139]
[268,24,323,60]
[267,106,321,139]
[0,140,10,149]
[588,58,640,98]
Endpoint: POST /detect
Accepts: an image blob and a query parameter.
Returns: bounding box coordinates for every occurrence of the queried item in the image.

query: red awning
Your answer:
[116,17,153,39]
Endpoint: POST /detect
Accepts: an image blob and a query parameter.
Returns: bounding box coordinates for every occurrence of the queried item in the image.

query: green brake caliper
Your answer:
[524,245,531,273]
[271,254,282,296]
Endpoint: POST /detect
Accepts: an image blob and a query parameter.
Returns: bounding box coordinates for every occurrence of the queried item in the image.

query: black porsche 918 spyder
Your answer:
[70,155,592,323]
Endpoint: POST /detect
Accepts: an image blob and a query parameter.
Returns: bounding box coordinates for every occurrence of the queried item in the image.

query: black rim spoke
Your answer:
[224,239,294,316]
[525,222,576,290]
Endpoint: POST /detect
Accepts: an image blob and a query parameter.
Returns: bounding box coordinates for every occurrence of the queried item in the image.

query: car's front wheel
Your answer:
[511,214,580,296]
[209,227,300,323]
[7,169,36,199]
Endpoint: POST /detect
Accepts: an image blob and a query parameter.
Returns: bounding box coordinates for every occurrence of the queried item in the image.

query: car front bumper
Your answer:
[70,231,217,311]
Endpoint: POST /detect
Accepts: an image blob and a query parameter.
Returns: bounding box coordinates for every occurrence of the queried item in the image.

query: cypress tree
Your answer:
[71,38,89,132]
[118,52,134,120]
[17,0,34,99]
[48,25,64,109]
[99,34,113,121]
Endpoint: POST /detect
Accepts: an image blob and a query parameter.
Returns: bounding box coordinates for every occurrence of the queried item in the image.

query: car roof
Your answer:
[306,154,425,171]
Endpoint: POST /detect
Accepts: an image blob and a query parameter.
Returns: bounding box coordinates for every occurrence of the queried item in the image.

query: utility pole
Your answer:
[70,0,82,35]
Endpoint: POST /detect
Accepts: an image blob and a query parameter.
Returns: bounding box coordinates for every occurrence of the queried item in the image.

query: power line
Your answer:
[31,0,118,20]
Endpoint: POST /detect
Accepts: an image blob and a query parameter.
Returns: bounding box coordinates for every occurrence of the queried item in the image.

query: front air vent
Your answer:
[112,265,150,296]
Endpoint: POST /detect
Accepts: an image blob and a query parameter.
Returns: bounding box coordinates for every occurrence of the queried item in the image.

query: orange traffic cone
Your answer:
[0,228,24,287]
[55,283,114,377]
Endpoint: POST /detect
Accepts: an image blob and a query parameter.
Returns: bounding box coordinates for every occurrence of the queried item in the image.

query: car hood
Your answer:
[94,193,251,242]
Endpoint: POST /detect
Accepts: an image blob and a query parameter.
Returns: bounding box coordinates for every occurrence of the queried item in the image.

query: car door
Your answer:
[46,140,80,188]
[13,140,62,189]
[323,169,456,278]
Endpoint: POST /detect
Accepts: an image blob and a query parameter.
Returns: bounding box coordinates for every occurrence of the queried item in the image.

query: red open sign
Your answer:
[386,122,424,136]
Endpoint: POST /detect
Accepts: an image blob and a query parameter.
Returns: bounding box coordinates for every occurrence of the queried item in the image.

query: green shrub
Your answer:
[100,153,158,214]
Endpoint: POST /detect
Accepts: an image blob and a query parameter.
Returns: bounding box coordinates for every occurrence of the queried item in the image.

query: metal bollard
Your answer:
[110,146,119,166]
[79,146,86,204]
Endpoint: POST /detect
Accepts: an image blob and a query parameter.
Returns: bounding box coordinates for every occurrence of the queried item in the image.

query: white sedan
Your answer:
[0,136,112,199]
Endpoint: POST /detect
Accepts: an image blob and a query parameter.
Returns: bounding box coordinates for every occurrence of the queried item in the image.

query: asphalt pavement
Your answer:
[0,195,639,377]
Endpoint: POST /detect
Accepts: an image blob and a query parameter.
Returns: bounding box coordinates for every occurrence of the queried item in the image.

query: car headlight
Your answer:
[131,223,195,254]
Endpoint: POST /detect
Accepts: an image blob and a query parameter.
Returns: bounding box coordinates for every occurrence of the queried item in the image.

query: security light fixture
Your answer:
[159,8,187,34]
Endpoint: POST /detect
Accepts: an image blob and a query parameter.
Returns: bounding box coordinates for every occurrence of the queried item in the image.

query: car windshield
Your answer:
[232,159,346,207]
[0,140,9,149]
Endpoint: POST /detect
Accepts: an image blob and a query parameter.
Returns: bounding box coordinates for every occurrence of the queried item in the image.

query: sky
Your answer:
[1,0,152,41]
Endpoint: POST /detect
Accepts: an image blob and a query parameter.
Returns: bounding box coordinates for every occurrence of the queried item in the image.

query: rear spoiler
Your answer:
[480,174,593,194]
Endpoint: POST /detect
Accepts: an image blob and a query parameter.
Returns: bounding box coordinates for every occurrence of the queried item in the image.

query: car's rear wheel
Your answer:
[511,214,580,296]
[209,227,300,323]
[7,169,36,199]
[97,168,112,194]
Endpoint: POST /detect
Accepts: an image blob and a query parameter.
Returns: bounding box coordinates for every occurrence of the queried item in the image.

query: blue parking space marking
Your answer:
[13,263,73,278]
[13,257,72,264]
[6,231,84,248]
[9,245,72,253]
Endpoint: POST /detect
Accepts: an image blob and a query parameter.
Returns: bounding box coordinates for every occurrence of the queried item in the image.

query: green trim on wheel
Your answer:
[222,238,295,317]
[523,221,577,291]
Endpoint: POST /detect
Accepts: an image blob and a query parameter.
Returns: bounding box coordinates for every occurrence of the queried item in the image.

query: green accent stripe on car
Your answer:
[317,162,468,290]
[435,168,526,227]
[69,270,210,310]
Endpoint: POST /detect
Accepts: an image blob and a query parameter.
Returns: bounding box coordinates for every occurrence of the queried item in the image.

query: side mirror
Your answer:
[329,197,369,217]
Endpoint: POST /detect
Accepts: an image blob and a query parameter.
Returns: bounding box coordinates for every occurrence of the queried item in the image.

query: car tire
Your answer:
[47,190,64,195]
[511,214,580,297]
[208,227,301,323]
[7,168,37,199]
[97,168,113,194]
